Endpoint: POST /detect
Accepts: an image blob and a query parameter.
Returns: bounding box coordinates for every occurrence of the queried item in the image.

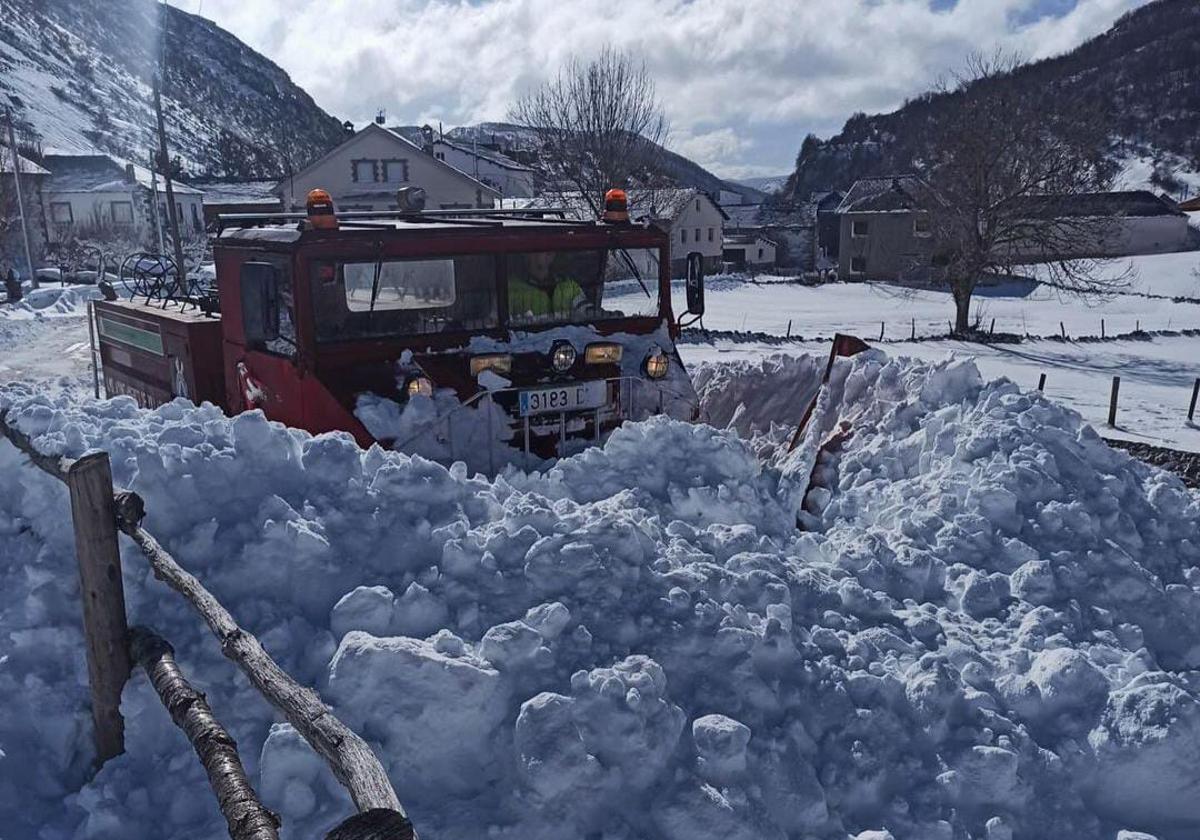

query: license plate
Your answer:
[519,381,607,416]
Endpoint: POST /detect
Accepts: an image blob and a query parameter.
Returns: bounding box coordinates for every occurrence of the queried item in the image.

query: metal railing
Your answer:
[391,375,699,472]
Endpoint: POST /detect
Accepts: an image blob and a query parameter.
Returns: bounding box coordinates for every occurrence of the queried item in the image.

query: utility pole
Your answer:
[152,80,188,291]
[148,149,165,254]
[4,106,38,289]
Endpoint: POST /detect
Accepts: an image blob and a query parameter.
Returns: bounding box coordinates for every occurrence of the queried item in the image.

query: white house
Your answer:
[722,233,777,271]
[276,123,501,212]
[510,187,728,276]
[41,154,205,248]
[633,189,728,275]
[420,130,534,198]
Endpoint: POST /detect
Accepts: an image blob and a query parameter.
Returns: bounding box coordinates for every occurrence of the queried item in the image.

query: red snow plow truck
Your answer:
[92,189,705,461]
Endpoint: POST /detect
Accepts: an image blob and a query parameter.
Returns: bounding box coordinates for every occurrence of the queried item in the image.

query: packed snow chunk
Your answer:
[326,632,509,798]
[1087,675,1200,832]
[692,714,752,783]
[568,657,686,791]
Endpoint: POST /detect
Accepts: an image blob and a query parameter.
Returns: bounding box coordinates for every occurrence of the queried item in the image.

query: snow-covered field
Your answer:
[673,252,1200,341]
[4,351,1200,840]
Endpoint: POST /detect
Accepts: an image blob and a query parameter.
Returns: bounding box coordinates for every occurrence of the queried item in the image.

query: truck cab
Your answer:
[95,195,704,468]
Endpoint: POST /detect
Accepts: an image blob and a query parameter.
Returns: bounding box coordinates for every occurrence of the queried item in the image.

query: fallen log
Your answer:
[130,627,280,840]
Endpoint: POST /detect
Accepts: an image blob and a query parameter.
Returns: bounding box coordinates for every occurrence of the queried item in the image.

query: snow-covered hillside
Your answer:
[0,0,346,177]
[3,351,1200,839]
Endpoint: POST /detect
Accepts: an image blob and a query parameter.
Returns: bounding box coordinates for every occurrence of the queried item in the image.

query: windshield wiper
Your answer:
[368,257,383,314]
[616,248,652,300]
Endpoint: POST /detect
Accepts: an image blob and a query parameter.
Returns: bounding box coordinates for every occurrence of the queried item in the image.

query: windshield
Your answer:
[313,248,662,342]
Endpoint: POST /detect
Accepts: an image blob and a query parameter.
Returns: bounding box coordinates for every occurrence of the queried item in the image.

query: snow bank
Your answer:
[2,349,1200,840]
[0,285,100,320]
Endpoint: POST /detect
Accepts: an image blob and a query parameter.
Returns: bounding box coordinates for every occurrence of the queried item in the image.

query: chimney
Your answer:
[125,163,136,183]
[375,109,386,126]
[420,124,435,155]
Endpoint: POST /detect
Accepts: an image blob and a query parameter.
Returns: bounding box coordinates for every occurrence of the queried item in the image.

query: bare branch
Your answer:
[510,46,669,214]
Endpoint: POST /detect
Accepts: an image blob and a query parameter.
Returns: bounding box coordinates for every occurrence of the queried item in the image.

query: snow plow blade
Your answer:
[781,333,872,528]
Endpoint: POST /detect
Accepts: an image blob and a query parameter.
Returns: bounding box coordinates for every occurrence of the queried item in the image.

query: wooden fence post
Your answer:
[1108,376,1121,427]
[66,451,131,766]
[1101,318,1106,338]
[910,317,915,340]
[1060,321,1066,339]
[1037,373,1046,392]
[1188,377,1199,423]
[786,319,791,338]
[879,321,885,341]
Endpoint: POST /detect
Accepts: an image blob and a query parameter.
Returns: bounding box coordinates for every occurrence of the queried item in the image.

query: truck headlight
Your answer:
[470,354,512,376]
[406,376,433,398]
[551,342,577,372]
[585,342,623,364]
[644,346,669,379]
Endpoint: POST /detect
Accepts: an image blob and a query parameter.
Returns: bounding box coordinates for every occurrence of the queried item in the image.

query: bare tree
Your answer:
[923,52,1128,333]
[510,47,669,214]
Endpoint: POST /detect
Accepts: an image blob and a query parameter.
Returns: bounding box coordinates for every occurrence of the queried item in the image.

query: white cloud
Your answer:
[169,0,1148,177]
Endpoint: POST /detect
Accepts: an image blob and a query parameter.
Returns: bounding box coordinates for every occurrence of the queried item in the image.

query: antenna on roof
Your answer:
[375,109,386,126]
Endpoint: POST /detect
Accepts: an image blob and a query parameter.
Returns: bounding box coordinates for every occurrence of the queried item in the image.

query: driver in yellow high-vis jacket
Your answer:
[508,252,584,322]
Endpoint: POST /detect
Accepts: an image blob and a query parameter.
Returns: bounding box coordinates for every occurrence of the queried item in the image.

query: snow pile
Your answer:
[2,350,1200,840]
[0,285,101,320]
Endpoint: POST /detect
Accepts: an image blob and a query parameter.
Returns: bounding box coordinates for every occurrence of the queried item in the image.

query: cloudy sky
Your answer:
[168,0,1148,180]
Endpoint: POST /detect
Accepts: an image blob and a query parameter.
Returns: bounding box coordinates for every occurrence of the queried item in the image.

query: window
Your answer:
[681,228,687,244]
[507,249,659,327]
[914,214,931,237]
[382,159,409,183]
[435,152,446,161]
[50,202,73,224]
[314,255,498,341]
[708,228,714,242]
[352,159,377,182]
[191,203,202,231]
[851,219,869,238]
[850,256,867,274]
[757,248,764,260]
[694,228,701,242]
[695,199,701,212]
[110,201,134,224]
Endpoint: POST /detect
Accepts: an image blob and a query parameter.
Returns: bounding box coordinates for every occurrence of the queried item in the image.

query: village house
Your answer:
[838,175,1193,281]
[0,152,50,275]
[193,179,281,228]
[721,232,777,272]
[276,123,501,212]
[41,154,205,250]
[513,187,728,276]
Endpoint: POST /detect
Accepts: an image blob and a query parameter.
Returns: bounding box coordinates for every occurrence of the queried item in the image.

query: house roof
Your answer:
[1179,196,1200,212]
[723,233,776,247]
[43,154,202,195]
[273,123,501,199]
[0,153,50,176]
[1016,190,1186,219]
[722,204,762,228]
[193,180,280,204]
[425,134,532,173]
[837,176,933,213]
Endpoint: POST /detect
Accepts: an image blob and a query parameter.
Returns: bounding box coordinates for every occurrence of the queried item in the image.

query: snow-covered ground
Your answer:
[673,252,1200,341]
[3,351,1200,840]
[0,287,97,393]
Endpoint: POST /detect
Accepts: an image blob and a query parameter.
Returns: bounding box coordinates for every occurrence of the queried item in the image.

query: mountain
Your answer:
[780,0,1200,202]
[734,175,790,194]
[447,121,766,202]
[0,0,346,178]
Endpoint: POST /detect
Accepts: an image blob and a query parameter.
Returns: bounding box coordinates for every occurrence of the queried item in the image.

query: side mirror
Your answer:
[240,262,280,345]
[685,252,704,316]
